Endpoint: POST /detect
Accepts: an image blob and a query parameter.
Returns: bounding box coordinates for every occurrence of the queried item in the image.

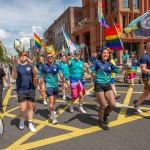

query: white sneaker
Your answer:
[79,106,87,114]
[135,106,143,113]
[63,95,66,100]
[70,105,74,113]
[52,117,58,125]
[86,91,91,95]
[43,100,47,106]
[28,123,36,133]
[19,118,25,130]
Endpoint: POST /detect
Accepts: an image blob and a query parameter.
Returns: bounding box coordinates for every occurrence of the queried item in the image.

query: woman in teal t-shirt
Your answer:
[60,55,71,100]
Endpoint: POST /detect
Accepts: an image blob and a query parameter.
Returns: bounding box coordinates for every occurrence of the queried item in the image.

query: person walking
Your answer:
[13,52,38,132]
[134,42,150,113]
[0,66,10,113]
[40,53,63,124]
[91,47,119,130]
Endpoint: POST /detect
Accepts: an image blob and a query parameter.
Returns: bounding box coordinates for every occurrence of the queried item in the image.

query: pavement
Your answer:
[0,73,150,150]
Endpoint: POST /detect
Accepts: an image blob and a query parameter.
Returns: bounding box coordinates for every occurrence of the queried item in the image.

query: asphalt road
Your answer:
[0,75,150,150]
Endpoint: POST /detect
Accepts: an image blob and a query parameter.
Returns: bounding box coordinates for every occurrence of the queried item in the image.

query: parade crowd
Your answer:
[0,42,150,132]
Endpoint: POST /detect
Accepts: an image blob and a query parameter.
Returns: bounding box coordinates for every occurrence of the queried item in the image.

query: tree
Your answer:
[0,45,4,62]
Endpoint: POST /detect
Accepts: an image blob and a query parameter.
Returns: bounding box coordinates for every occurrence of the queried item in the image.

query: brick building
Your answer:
[43,7,82,53]
[72,0,150,62]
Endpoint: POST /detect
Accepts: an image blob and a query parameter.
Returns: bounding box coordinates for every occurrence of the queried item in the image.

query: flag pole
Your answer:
[99,0,103,50]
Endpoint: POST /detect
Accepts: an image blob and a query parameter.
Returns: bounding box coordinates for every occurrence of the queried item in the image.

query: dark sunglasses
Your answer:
[19,53,27,57]
[75,53,80,56]
[47,55,53,59]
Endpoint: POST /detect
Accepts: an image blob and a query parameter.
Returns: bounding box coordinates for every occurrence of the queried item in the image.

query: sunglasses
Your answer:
[75,53,80,56]
[19,53,27,57]
[47,55,53,59]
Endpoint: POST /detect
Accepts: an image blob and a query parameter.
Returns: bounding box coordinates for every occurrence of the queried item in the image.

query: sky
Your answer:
[0,0,82,55]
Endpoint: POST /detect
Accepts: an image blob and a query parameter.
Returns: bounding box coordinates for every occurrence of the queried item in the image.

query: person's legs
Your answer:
[0,86,3,110]
[62,82,66,99]
[27,100,36,132]
[39,81,47,105]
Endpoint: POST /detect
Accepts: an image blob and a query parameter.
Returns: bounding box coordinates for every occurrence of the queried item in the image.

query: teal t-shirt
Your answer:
[41,63,61,88]
[60,62,70,79]
[69,59,84,79]
[122,54,130,64]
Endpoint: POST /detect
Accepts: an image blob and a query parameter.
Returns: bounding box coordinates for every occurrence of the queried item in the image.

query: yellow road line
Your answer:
[4,106,20,114]
[16,111,150,150]
[0,88,12,116]
[117,87,133,120]
[6,86,94,149]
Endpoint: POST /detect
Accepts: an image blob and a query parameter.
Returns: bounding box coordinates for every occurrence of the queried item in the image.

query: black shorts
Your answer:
[17,91,35,103]
[94,83,112,92]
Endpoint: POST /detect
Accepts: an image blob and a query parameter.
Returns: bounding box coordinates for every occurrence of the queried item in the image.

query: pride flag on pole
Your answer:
[104,23,124,51]
[34,33,41,50]
[98,0,109,29]
[62,28,76,54]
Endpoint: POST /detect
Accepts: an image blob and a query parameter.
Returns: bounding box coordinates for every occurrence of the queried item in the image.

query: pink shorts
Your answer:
[128,73,136,79]
[71,82,85,100]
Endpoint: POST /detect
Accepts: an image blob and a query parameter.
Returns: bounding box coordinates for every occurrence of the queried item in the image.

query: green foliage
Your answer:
[0,45,4,61]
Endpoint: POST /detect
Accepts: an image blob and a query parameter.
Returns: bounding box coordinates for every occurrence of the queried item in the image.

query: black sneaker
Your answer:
[103,114,109,125]
[138,80,142,84]
[99,120,109,130]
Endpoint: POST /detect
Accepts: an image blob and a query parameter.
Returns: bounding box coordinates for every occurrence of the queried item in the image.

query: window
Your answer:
[104,0,108,14]
[122,16,126,32]
[133,0,139,9]
[111,0,116,12]
[122,0,129,8]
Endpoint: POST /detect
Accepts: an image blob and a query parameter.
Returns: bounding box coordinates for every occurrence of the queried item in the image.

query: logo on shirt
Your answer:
[54,68,57,72]
[26,67,31,72]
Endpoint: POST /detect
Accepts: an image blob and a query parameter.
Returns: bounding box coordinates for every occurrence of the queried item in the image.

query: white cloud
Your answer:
[32,26,44,36]
[0,29,10,40]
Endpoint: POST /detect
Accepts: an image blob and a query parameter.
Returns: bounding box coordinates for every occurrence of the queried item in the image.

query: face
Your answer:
[19,53,28,63]
[101,50,110,61]
[62,56,66,62]
[131,54,135,59]
[74,52,80,60]
[124,49,128,54]
[38,56,44,63]
[46,54,54,63]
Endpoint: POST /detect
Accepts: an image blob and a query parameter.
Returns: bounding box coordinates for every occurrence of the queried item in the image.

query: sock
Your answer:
[51,111,55,118]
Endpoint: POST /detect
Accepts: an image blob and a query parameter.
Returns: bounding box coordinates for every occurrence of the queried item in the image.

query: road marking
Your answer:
[15,111,150,150]
[117,87,133,120]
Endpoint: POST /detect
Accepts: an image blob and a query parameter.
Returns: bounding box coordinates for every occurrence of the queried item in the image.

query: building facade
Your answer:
[72,0,150,62]
[43,7,82,53]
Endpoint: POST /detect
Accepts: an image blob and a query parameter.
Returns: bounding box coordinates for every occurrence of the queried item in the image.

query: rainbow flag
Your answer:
[104,24,124,51]
[34,33,41,50]
[98,0,109,29]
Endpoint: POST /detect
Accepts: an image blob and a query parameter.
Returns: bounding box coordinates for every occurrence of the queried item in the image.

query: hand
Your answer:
[13,57,18,65]
[27,58,34,65]
[7,83,11,89]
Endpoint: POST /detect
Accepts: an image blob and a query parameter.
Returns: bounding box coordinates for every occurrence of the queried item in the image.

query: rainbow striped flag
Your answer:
[34,33,41,50]
[104,24,124,51]
[98,0,109,29]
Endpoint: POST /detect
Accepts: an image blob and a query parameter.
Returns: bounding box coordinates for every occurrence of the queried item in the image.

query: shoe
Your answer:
[99,120,109,130]
[63,95,66,100]
[70,105,74,113]
[115,94,121,99]
[79,106,87,114]
[96,102,100,107]
[28,123,36,132]
[103,114,109,125]
[86,91,91,95]
[43,100,47,106]
[138,80,142,84]
[52,117,58,125]
[135,106,143,113]
[19,118,25,130]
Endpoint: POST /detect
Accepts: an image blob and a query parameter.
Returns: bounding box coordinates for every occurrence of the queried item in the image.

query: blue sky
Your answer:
[0,0,82,55]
